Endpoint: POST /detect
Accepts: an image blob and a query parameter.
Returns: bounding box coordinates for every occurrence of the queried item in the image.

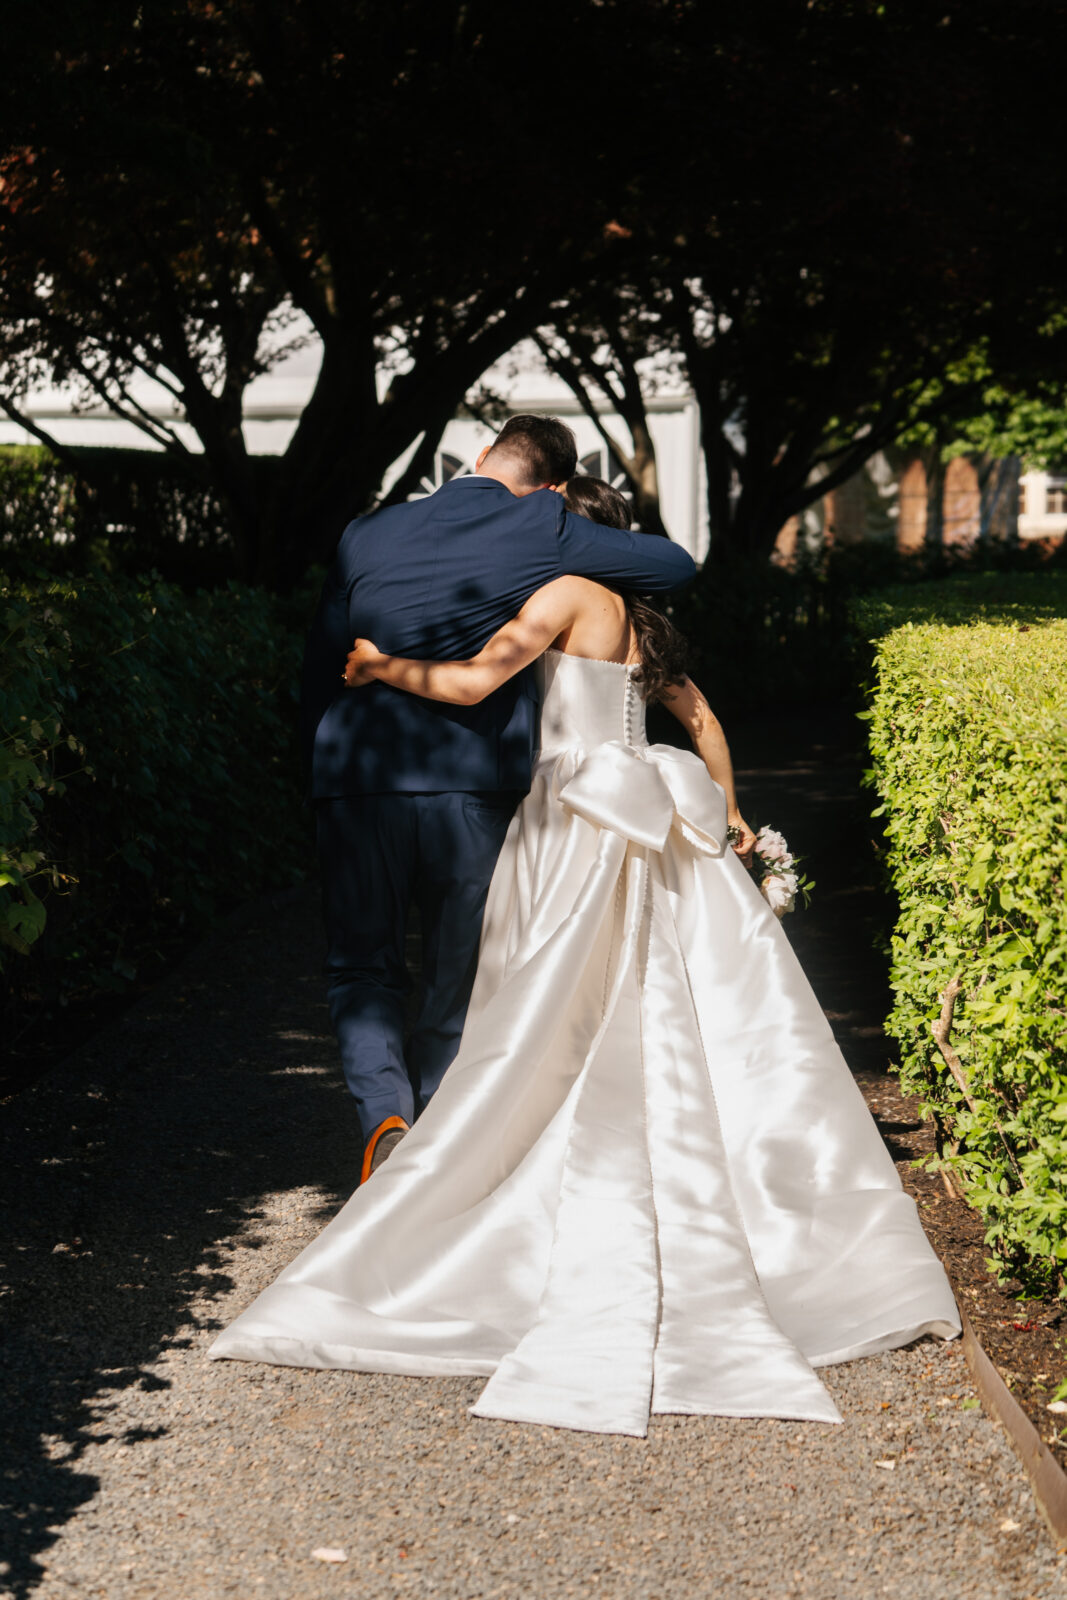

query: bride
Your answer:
[209,478,959,1436]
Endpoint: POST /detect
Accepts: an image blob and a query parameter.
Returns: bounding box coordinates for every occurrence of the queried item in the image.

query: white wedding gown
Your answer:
[210,649,960,1435]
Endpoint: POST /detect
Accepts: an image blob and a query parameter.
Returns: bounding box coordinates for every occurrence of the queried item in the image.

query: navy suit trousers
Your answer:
[316,791,520,1140]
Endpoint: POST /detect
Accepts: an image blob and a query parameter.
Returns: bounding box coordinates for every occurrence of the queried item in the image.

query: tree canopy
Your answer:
[533,1,1067,558]
[1,1,633,579]
[3,0,1066,580]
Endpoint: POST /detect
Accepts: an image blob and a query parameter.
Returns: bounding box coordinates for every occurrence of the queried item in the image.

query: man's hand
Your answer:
[728,812,757,868]
[344,638,385,688]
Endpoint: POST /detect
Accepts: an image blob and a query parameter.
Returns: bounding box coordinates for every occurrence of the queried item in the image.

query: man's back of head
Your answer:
[477,415,577,494]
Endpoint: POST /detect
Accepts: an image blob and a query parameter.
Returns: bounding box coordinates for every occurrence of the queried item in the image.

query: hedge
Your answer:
[670,551,1067,720]
[0,444,285,586]
[856,569,1067,637]
[1,571,308,1036]
[862,578,1067,1298]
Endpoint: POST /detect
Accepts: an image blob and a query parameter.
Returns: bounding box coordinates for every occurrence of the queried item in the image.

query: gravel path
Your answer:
[3,869,1067,1598]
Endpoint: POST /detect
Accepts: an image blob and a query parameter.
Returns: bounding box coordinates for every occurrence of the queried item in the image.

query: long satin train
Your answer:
[210,668,960,1436]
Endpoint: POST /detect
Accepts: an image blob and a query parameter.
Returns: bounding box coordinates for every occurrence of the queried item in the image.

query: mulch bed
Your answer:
[856,1065,1067,1473]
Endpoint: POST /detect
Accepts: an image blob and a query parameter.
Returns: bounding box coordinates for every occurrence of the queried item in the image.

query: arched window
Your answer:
[408,451,471,500]
[578,447,629,494]
[577,446,639,528]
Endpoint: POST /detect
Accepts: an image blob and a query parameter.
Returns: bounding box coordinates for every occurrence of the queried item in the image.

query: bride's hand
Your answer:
[728,813,757,868]
[345,638,385,687]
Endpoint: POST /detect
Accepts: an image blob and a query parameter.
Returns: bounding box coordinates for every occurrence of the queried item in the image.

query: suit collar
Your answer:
[436,474,514,495]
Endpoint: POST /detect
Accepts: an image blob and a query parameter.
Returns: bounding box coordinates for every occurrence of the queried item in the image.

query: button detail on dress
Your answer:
[623,670,638,746]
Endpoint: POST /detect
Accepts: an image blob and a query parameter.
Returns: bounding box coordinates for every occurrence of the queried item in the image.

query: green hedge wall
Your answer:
[856,570,1067,637]
[671,553,1067,720]
[1,571,308,1036]
[0,444,287,587]
[863,579,1067,1298]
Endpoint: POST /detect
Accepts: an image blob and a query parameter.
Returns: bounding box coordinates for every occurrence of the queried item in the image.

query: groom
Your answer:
[301,414,695,1179]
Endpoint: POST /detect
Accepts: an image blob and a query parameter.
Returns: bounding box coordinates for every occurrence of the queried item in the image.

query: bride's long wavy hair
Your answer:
[562,476,689,703]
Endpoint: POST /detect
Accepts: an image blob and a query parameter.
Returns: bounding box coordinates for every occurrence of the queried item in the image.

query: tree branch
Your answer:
[0,397,101,484]
[247,181,333,340]
[932,975,1024,1187]
[532,331,632,471]
[56,348,194,458]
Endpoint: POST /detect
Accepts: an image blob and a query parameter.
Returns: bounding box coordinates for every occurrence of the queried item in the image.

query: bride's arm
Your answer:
[659,677,757,863]
[344,578,583,706]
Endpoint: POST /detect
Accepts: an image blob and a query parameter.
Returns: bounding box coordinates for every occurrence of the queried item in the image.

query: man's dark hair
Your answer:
[561,475,632,530]
[486,414,577,486]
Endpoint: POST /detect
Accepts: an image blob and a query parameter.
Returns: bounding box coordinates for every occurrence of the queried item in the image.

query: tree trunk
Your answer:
[725,485,786,563]
[923,445,946,552]
[977,455,1020,548]
[529,328,671,539]
[692,384,733,560]
[623,417,669,539]
[376,403,456,510]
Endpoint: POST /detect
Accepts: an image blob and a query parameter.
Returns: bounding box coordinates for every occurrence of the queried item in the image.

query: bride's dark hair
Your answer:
[562,476,689,703]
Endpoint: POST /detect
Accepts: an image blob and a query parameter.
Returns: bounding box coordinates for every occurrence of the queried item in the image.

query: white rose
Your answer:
[761,870,798,918]
[756,827,792,867]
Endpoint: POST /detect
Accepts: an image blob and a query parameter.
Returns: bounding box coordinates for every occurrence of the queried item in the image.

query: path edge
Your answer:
[960,1308,1067,1546]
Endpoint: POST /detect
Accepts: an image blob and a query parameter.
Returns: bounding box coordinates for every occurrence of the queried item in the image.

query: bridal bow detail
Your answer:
[553,741,728,856]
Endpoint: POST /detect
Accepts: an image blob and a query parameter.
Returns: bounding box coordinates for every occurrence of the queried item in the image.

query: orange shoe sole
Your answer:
[360,1115,410,1185]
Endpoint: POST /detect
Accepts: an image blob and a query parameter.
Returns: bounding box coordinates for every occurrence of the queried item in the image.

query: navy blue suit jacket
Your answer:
[301,476,696,798]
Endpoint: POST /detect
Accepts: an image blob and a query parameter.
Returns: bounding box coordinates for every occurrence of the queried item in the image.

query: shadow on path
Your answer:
[0,885,352,1598]
[0,702,915,1595]
[725,701,897,1078]
[726,703,934,1161]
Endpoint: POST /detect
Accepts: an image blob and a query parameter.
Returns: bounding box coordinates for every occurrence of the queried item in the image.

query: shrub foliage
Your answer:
[0,445,288,586]
[672,553,1067,719]
[864,589,1067,1297]
[1,571,307,1036]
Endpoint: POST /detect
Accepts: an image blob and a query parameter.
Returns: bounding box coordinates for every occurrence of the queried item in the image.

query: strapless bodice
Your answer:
[536,648,647,754]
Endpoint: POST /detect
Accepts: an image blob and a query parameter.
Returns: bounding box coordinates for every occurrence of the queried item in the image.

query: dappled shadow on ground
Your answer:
[0,885,353,1598]
[2,701,1029,1595]
[865,1116,925,1164]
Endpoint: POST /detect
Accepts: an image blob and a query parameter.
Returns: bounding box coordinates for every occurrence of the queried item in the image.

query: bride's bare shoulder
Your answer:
[544,576,632,660]
[524,574,624,623]
[520,573,601,616]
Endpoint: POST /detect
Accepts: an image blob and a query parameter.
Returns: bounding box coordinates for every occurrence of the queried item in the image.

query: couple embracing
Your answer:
[211,415,958,1436]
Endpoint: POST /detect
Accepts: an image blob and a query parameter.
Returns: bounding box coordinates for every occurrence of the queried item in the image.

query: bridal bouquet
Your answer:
[752,827,813,918]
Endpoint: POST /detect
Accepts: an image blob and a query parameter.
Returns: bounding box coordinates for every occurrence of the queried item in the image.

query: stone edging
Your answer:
[960,1308,1067,1546]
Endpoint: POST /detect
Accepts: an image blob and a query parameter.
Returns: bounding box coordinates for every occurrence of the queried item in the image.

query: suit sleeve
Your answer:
[298,542,358,778]
[557,511,696,593]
